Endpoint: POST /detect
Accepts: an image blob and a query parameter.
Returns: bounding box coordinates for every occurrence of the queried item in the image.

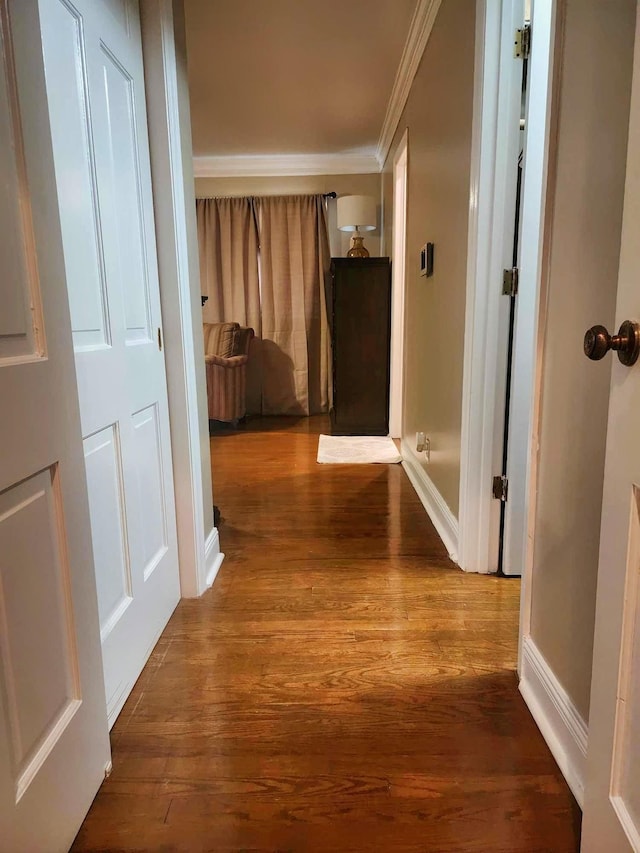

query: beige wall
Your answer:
[194,173,383,258]
[382,0,476,516]
[530,0,635,721]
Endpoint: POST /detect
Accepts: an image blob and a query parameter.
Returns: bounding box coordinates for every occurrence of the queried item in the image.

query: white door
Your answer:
[38,0,180,727]
[0,0,110,849]
[581,7,640,850]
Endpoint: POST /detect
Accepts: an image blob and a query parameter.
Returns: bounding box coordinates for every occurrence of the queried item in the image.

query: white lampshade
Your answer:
[336,195,377,232]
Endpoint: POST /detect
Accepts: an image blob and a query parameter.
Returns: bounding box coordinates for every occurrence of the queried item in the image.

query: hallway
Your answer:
[72,416,580,851]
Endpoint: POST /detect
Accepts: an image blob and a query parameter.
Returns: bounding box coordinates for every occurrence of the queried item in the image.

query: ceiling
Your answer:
[183,0,418,162]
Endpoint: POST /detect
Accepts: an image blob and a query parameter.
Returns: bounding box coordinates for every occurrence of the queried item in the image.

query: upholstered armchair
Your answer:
[203,322,255,424]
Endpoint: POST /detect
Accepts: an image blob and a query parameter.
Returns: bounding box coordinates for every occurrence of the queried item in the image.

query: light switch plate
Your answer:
[420,243,434,277]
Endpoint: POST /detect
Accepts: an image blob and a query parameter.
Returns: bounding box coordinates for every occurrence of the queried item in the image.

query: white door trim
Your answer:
[140,0,220,597]
[389,129,408,439]
[508,0,560,643]
[458,0,525,573]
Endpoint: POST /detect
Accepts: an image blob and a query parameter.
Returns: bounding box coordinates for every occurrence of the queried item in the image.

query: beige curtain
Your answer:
[254,195,331,416]
[196,197,262,412]
[197,197,261,330]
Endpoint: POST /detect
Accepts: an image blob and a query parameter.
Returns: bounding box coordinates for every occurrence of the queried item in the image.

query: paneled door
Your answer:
[39,0,180,726]
[0,0,110,849]
[581,6,640,850]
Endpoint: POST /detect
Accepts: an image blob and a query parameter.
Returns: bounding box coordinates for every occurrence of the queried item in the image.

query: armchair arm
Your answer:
[205,353,249,369]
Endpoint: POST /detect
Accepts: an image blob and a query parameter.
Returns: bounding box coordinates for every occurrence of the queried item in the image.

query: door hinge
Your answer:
[514,23,531,59]
[157,327,163,351]
[503,267,519,296]
[493,475,509,502]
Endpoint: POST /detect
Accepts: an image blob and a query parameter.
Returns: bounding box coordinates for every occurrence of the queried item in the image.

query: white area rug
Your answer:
[317,434,402,465]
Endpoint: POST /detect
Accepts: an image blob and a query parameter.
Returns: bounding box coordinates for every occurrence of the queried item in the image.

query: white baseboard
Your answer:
[204,527,224,589]
[400,442,459,563]
[519,636,588,808]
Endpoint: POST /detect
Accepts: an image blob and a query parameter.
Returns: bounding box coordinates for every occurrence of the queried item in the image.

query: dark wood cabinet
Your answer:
[329,257,391,435]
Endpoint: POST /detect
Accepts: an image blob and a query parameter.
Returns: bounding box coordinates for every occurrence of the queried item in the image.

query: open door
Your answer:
[0,0,110,849]
[38,0,181,728]
[581,6,640,849]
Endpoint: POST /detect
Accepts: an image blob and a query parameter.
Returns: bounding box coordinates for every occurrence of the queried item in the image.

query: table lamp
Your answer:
[336,195,377,257]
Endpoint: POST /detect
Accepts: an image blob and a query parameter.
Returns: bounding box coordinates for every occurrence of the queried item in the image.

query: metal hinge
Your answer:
[493,475,509,502]
[514,23,531,59]
[502,267,519,297]
[157,327,163,351]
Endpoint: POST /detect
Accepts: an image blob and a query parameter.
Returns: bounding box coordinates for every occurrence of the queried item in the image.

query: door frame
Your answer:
[506,0,559,617]
[389,129,408,439]
[461,0,559,609]
[139,0,222,597]
[458,0,528,573]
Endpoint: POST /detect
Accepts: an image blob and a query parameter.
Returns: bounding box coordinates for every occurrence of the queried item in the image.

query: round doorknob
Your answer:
[584,320,640,366]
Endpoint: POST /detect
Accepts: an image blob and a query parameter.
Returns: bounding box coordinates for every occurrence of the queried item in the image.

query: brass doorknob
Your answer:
[584,320,640,366]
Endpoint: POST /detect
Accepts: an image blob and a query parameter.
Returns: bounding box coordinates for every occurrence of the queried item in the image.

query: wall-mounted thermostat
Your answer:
[420,243,434,277]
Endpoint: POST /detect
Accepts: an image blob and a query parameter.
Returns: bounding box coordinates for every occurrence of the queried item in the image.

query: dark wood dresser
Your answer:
[329,257,391,435]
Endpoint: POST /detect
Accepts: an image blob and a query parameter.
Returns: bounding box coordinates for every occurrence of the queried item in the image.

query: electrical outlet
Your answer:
[416,431,426,452]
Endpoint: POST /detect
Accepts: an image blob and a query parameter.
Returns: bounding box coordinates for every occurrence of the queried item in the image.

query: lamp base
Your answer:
[347,235,370,258]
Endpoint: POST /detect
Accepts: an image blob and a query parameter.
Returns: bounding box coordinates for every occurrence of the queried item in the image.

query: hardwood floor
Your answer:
[73,415,580,852]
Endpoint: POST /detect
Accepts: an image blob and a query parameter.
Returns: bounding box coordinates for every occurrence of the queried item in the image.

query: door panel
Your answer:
[99,43,152,344]
[83,426,131,638]
[0,468,81,801]
[40,0,180,727]
[131,403,168,578]
[0,5,43,362]
[43,0,110,353]
[0,0,110,847]
[608,487,640,844]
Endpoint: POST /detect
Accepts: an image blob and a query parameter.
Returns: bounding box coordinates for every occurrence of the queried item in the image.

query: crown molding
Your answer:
[376,0,442,168]
[193,152,380,178]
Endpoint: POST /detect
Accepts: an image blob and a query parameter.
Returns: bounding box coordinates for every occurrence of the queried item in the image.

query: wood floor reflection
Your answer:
[72,415,580,852]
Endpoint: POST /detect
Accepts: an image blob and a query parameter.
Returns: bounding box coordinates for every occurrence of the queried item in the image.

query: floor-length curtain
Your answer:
[254,195,331,416]
[197,196,261,329]
[196,197,262,412]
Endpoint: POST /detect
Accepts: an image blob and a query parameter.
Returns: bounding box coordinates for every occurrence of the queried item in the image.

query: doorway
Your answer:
[496,27,529,576]
[458,0,529,576]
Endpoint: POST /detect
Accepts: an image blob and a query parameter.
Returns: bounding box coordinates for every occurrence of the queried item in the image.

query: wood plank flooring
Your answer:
[72,415,580,852]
